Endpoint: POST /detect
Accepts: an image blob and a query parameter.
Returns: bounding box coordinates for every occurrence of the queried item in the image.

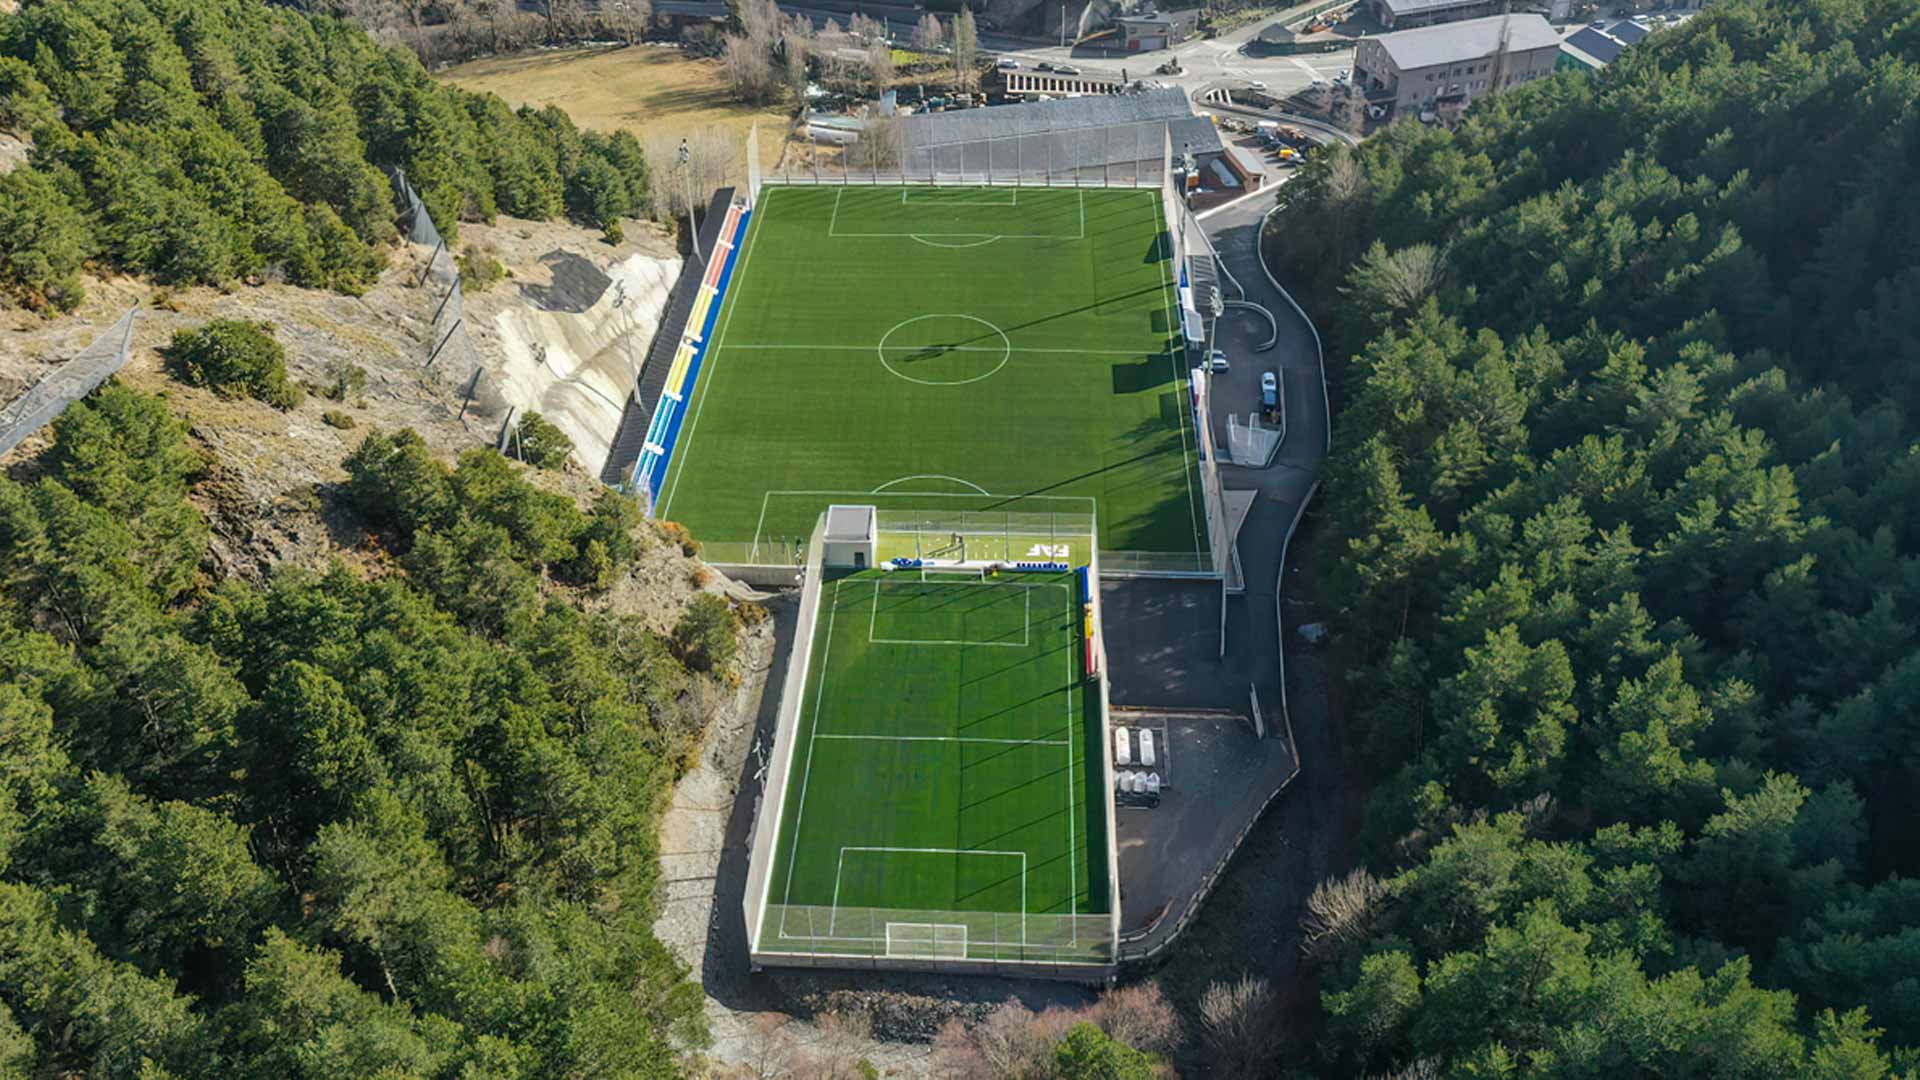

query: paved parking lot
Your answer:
[1112,712,1296,937]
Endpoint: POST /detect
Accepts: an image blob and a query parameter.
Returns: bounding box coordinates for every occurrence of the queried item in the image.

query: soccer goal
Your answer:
[922,566,987,582]
[886,922,969,959]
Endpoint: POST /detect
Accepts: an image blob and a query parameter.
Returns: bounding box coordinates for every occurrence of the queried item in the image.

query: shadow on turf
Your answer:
[1110,349,1184,394]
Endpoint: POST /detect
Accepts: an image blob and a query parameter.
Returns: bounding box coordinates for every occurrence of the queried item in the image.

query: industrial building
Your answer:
[1353,13,1563,121]
[1114,9,1200,51]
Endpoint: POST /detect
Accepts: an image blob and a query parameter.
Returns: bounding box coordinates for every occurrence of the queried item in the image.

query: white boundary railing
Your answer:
[742,513,830,955]
[744,516,1121,980]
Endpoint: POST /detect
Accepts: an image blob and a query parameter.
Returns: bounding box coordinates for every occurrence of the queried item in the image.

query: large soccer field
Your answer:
[758,570,1111,963]
[653,185,1206,567]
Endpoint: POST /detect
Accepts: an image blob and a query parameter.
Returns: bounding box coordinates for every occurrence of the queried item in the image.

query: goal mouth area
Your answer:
[886,922,969,959]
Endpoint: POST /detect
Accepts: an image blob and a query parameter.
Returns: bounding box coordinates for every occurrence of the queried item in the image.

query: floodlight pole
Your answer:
[678,140,702,262]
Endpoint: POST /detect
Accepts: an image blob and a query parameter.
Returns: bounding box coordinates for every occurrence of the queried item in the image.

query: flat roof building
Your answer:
[1115,9,1199,51]
[1355,14,1563,121]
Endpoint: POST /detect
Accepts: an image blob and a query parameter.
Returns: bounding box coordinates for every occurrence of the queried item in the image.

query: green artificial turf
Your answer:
[759,571,1111,962]
[653,185,1205,567]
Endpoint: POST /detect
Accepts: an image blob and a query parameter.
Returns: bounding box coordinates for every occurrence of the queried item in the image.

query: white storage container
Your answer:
[1139,728,1157,767]
[1113,727,1131,767]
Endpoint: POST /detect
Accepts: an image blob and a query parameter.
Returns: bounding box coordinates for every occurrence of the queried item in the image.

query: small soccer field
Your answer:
[653,184,1206,568]
[759,569,1112,963]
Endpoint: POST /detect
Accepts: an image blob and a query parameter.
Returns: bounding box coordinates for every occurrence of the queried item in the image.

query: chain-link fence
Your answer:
[1228,410,1285,466]
[390,168,511,438]
[759,904,1115,966]
[777,118,1183,188]
[742,513,830,960]
[0,306,138,459]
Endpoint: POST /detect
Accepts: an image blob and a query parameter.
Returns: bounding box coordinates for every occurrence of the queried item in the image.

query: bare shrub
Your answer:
[644,128,736,223]
[1090,982,1181,1056]
[1373,1058,1443,1080]
[1301,867,1388,961]
[846,115,902,174]
[804,1010,876,1080]
[1199,974,1278,1075]
[912,13,945,52]
[722,34,780,105]
[727,1012,801,1079]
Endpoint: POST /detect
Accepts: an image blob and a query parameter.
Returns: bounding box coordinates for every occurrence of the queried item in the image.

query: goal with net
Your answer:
[885,922,969,959]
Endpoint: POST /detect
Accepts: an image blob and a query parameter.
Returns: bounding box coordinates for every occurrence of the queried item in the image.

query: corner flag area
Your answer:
[758,570,1112,963]
[650,185,1208,571]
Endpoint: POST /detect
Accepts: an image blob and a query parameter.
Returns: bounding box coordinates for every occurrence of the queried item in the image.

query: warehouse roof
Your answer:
[1375,14,1563,70]
[1380,0,1487,16]
[1564,26,1625,64]
[1608,18,1651,43]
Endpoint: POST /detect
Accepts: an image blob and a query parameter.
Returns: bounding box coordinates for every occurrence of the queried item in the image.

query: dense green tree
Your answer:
[0,386,711,1070]
[1283,0,1920,1071]
[0,0,658,311]
[513,410,575,471]
[165,320,302,409]
[672,593,738,674]
[0,169,90,313]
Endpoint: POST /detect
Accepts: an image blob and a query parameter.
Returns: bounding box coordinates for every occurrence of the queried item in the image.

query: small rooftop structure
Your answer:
[1373,13,1563,70]
[823,504,877,569]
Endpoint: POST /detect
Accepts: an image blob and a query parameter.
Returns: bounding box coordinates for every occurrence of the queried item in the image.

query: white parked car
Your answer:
[1208,349,1230,371]
[998,58,1021,69]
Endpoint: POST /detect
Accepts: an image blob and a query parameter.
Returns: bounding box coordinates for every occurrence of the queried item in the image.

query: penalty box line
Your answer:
[824,847,1028,942]
[752,490,1097,556]
[902,188,1018,206]
[829,188,1086,240]
[868,579,1032,648]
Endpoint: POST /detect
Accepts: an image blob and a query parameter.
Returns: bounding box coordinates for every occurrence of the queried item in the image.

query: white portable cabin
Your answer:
[1113,727,1131,767]
[1139,728,1157,768]
[822,504,877,569]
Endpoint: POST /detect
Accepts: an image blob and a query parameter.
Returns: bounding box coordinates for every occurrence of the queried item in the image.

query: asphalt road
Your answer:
[989,22,1354,105]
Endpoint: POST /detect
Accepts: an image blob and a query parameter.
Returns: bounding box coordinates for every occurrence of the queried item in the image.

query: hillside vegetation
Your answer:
[1267,0,1920,1074]
[0,0,652,313]
[0,384,728,1076]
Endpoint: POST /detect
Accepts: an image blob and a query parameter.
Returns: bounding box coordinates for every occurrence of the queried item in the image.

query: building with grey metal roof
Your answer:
[1355,14,1563,120]
[1368,0,1503,30]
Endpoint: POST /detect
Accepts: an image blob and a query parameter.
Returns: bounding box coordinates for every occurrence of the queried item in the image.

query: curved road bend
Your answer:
[1102,189,1340,963]
[1196,191,1348,988]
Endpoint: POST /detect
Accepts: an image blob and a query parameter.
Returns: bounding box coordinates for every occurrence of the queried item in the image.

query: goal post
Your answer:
[886,922,969,959]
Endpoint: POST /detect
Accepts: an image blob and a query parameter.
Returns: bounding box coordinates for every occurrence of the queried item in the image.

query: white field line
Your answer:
[814,733,1071,745]
[827,848,1027,943]
[1062,585,1077,941]
[1149,193,1205,568]
[776,578,841,942]
[874,473,991,494]
[751,490,1096,554]
[654,187,770,521]
[901,187,1019,206]
[886,922,969,960]
[831,187,1082,240]
[719,343,1160,355]
[867,576,1032,647]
